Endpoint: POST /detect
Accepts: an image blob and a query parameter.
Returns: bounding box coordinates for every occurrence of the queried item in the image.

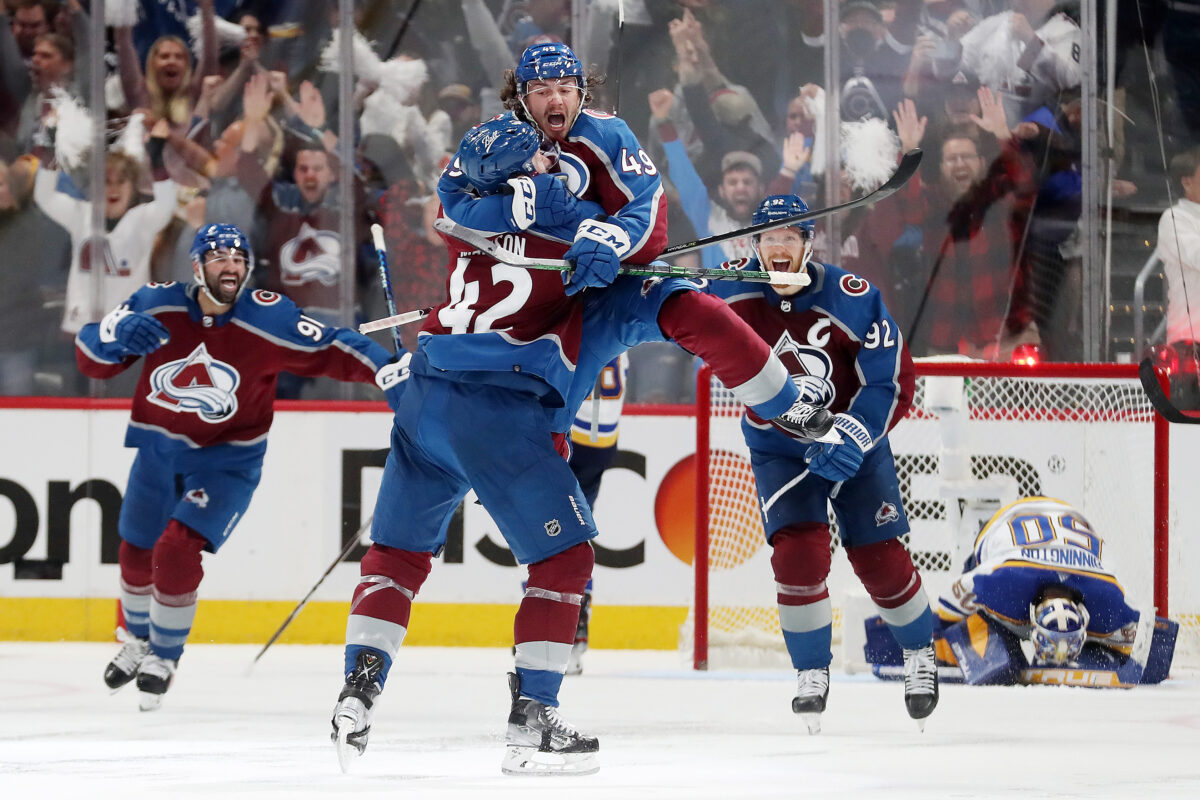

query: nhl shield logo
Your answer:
[545,519,562,537]
[875,501,899,526]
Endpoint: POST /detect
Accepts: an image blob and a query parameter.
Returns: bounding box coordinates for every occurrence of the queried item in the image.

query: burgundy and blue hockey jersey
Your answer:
[708,259,915,456]
[75,282,396,469]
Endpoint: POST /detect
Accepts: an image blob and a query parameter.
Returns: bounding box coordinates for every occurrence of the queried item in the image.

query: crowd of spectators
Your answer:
[0,0,1197,401]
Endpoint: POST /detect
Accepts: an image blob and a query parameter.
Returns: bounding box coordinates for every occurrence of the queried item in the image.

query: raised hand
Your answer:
[892,98,927,153]
[969,86,1010,141]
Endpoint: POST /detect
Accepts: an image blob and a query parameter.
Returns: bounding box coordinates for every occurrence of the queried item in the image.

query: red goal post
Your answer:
[690,359,1190,673]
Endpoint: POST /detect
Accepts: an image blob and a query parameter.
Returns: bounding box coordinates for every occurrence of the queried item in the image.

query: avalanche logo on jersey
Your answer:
[555,152,591,198]
[875,501,899,526]
[147,343,240,423]
[280,222,341,287]
[772,330,836,406]
[184,488,209,508]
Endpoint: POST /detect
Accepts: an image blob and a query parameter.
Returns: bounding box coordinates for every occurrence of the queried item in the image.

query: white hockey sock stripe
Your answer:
[727,357,791,409]
[345,615,407,658]
[778,597,833,634]
[514,641,573,673]
[875,590,931,629]
[120,581,151,627]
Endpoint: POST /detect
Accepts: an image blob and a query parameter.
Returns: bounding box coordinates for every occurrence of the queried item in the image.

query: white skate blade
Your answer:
[800,712,822,735]
[335,724,359,774]
[501,745,599,776]
[138,692,163,712]
[916,717,927,734]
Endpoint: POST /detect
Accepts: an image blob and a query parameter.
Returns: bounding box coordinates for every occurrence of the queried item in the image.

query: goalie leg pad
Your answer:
[771,524,834,669]
[515,542,594,706]
[118,540,154,638]
[943,614,1025,685]
[846,538,933,649]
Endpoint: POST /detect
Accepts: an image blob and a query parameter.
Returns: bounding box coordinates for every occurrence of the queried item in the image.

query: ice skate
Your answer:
[103,632,150,691]
[791,666,830,734]
[903,644,939,730]
[502,672,598,776]
[330,649,384,773]
[771,400,839,442]
[135,653,177,711]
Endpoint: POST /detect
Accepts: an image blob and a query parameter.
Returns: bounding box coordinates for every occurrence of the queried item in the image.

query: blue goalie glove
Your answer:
[563,217,631,296]
[804,412,872,482]
[99,305,170,356]
[375,351,412,411]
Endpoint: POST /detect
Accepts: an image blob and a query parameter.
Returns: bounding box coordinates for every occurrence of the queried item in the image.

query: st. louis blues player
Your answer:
[918,496,1176,687]
[703,194,939,734]
[76,224,406,711]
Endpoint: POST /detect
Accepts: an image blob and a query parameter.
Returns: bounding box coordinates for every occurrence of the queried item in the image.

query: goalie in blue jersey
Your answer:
[864,496,1179,687]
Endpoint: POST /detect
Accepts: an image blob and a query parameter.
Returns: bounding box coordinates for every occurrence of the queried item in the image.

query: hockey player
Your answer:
[704,194,940,734]
[919,496,1175,686]
[76,223,407,711]
[330,116,826,776]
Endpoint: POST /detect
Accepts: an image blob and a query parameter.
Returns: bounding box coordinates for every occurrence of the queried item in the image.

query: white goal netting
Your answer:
[688,361,1200,676]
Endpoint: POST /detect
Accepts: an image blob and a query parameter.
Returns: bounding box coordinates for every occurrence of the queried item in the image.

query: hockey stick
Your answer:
[432,217,810,286]
[1138,357,1200,424]
[250,515,372,669]
[359,305,433,335]
[659,148,923,258]
[370,224,403,352]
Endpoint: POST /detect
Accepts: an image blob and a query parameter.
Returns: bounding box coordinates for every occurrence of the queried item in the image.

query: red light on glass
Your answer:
[1153,344,1179,376]
[1011,343,1041,366]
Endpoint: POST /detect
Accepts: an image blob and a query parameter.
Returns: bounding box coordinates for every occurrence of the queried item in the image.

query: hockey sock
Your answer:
[344,545,433,685]
[657,291,794,418]
[771,524,834,670]
[514,542,594,706]
[846,538,933,649]
[149,520,207,661]
[118,540,154,639]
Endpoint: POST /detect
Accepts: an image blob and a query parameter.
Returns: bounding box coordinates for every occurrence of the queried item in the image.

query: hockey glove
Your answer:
[504,174,579,231]
[803,412,873,482]
[563,217,631,296]
[375,351,412,412]
[99,305,170,356]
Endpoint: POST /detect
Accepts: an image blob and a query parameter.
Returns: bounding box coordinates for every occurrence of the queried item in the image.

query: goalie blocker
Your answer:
[863,612,1179,687]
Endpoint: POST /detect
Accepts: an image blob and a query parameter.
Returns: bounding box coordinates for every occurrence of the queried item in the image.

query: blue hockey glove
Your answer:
[99,305,170,356]
[375,351,412,411]
[563,217,631,296]
[532,173,579,227]
[804,412,873,482]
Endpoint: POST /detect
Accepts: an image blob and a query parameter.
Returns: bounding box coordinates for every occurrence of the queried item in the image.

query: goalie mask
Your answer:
[189,223,253,306]
[752,194,816,296]
[1030,596,1090,665]
[457,116,548,194]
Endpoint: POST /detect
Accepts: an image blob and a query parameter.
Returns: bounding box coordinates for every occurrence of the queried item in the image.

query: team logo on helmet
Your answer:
[147,343,240,423]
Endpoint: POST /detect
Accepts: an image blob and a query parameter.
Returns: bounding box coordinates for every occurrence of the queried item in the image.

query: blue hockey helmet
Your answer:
[752,194,816,239]
[1030,596,1090,665]
[515,42,583,95]
[189,223,254,303]
[457,115,545,194]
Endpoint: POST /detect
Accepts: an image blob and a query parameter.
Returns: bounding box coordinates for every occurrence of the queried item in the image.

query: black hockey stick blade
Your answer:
[1138,357,1200,424]
[660,148,923,259]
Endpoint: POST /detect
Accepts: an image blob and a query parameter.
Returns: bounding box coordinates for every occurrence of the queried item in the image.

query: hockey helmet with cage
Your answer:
[458,115,545,194]
[189,223,254,304]
[515,42,583,96]
[751,194,816,273]
[1029,596,1090,665]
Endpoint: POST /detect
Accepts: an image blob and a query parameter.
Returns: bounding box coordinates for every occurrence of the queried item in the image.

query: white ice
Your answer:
[1,643,1198,799]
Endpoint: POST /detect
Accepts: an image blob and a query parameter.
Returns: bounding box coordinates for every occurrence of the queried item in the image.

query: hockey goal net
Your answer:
[686,360,1200,675]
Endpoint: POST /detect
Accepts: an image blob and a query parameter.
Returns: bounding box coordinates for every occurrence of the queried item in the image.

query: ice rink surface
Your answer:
[2,643,1198,799]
